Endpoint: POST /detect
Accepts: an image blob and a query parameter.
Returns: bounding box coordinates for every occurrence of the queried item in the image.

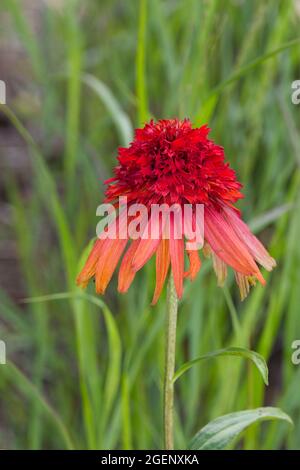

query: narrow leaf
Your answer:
[82,74,133,146]
[173,347,268,385]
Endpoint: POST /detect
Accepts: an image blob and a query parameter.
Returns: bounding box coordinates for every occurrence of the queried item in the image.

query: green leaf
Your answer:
[173,347,268,385]
[248,203,293,233]
[3,361,75,450]
[208,37,300,98]
[22,291,122,448]
[136,0,149,125]
[195,37,300,124]
[189,407,293,450]
[82,74,133,146]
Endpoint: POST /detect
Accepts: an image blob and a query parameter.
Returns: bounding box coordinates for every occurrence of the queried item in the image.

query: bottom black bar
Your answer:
[0,449,296,465]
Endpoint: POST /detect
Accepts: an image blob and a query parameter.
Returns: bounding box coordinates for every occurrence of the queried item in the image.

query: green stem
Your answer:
[164,273,178,450]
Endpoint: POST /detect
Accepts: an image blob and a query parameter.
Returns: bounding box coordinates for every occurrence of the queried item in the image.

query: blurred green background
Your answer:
[0,0,300,450]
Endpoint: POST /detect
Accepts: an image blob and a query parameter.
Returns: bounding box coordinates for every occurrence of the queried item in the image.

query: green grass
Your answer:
[0,0,300,449]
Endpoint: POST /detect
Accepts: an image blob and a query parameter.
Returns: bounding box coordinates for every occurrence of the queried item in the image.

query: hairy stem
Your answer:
[163,273,178,450]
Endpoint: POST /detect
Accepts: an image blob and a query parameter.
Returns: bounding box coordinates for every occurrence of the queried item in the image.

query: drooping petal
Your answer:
[131,213,162,271]
[235,272,250,301]
[131,238,161,272]
[223,205,276,271]
[76,211,127,288]
[95,237,128,294]
[151,239,170,305]
[234,272,256,301]
[184,250,201,281]
[118,239,141,293]
[211,251,227,286]
[203,241,212,258]
[169,216,184,298]
[204,207,265,285]
[76,238,105,288]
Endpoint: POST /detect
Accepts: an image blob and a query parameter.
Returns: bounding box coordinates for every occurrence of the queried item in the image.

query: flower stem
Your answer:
[164,273,178,450]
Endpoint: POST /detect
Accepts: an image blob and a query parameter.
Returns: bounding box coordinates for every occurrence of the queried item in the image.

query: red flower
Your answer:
[77,119,276,303]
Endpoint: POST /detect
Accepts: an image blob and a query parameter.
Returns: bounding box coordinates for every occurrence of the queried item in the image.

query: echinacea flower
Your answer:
[77,119,276,303]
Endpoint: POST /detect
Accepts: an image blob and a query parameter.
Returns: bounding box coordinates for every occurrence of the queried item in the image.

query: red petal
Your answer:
[205,207,265,284]
[223,205,276,271]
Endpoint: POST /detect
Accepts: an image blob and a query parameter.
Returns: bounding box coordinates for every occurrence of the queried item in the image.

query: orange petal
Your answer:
[184,250,201,281]
[76,211,127,289]
[76,238,105,288]
[131,216,162,271]
[151,239,170,305]
[169,235,184,299]
[118,239,141,293]
[95,238,128,294]
[205,207,265,285]
[131,238,160,271]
